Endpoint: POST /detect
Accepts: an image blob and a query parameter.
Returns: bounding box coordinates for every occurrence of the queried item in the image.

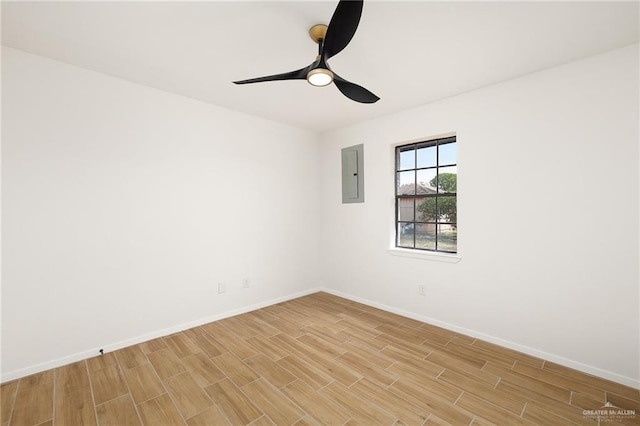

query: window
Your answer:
[395,136,457,253]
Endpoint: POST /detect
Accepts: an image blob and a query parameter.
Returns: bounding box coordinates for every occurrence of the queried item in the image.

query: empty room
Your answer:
[1,1,639,425]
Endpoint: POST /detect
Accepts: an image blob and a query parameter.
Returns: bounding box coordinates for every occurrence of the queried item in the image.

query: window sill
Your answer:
[387,247,462,263]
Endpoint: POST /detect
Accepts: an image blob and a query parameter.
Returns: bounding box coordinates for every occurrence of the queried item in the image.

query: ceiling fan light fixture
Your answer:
[306,68,334,87]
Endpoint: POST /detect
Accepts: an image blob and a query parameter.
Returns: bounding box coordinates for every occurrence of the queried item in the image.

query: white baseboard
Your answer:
[0,287,322,383]
[321,288,640,390]
[3,285,638,390]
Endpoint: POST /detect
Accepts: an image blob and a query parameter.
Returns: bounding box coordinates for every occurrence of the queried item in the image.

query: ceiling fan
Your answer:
[233,0,379,104]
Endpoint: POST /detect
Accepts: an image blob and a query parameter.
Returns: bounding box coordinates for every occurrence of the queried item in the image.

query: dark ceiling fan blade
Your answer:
[233,65,311,84]
[333,74,379,103]
[323,0,363,59]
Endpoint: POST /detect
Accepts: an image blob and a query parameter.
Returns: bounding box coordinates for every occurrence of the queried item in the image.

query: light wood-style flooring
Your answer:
[1,292,639,425]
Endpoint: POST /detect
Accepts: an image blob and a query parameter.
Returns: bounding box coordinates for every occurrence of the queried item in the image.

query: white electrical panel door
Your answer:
[341,144,364,203]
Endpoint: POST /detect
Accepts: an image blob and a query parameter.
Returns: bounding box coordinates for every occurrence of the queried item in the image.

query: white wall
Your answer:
[3,43,639,388]
[1,47,321,380]
[319,45,639,387]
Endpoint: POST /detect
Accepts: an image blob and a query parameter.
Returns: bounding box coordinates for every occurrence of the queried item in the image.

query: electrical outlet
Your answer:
[242,278,250,289]
[218,282,226,294]
[418,284,427,296]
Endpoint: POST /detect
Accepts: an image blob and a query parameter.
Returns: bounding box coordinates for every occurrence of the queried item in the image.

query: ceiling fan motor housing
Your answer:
[309,24,328,43]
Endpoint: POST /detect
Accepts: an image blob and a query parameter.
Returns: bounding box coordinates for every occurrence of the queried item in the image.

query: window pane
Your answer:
[397,223,414,248]
[395,136,457,254]
[416,224,436,250]
[437,224,457,252]
[439,142,457,166]
[414,196,424,222]
[415,196,436,222]
[437,195,457,223]
[397,171,415,195]
[437,167,457,193]
[416,169,437,194]
[397,198,414,222]
[398,148,415,170]
[417,145,436,168]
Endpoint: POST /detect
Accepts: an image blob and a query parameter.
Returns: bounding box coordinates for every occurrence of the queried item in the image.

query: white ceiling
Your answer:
[2,1,638,133]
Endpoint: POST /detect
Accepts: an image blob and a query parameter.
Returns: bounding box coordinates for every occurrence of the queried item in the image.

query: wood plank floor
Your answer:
[1,292,638,425]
